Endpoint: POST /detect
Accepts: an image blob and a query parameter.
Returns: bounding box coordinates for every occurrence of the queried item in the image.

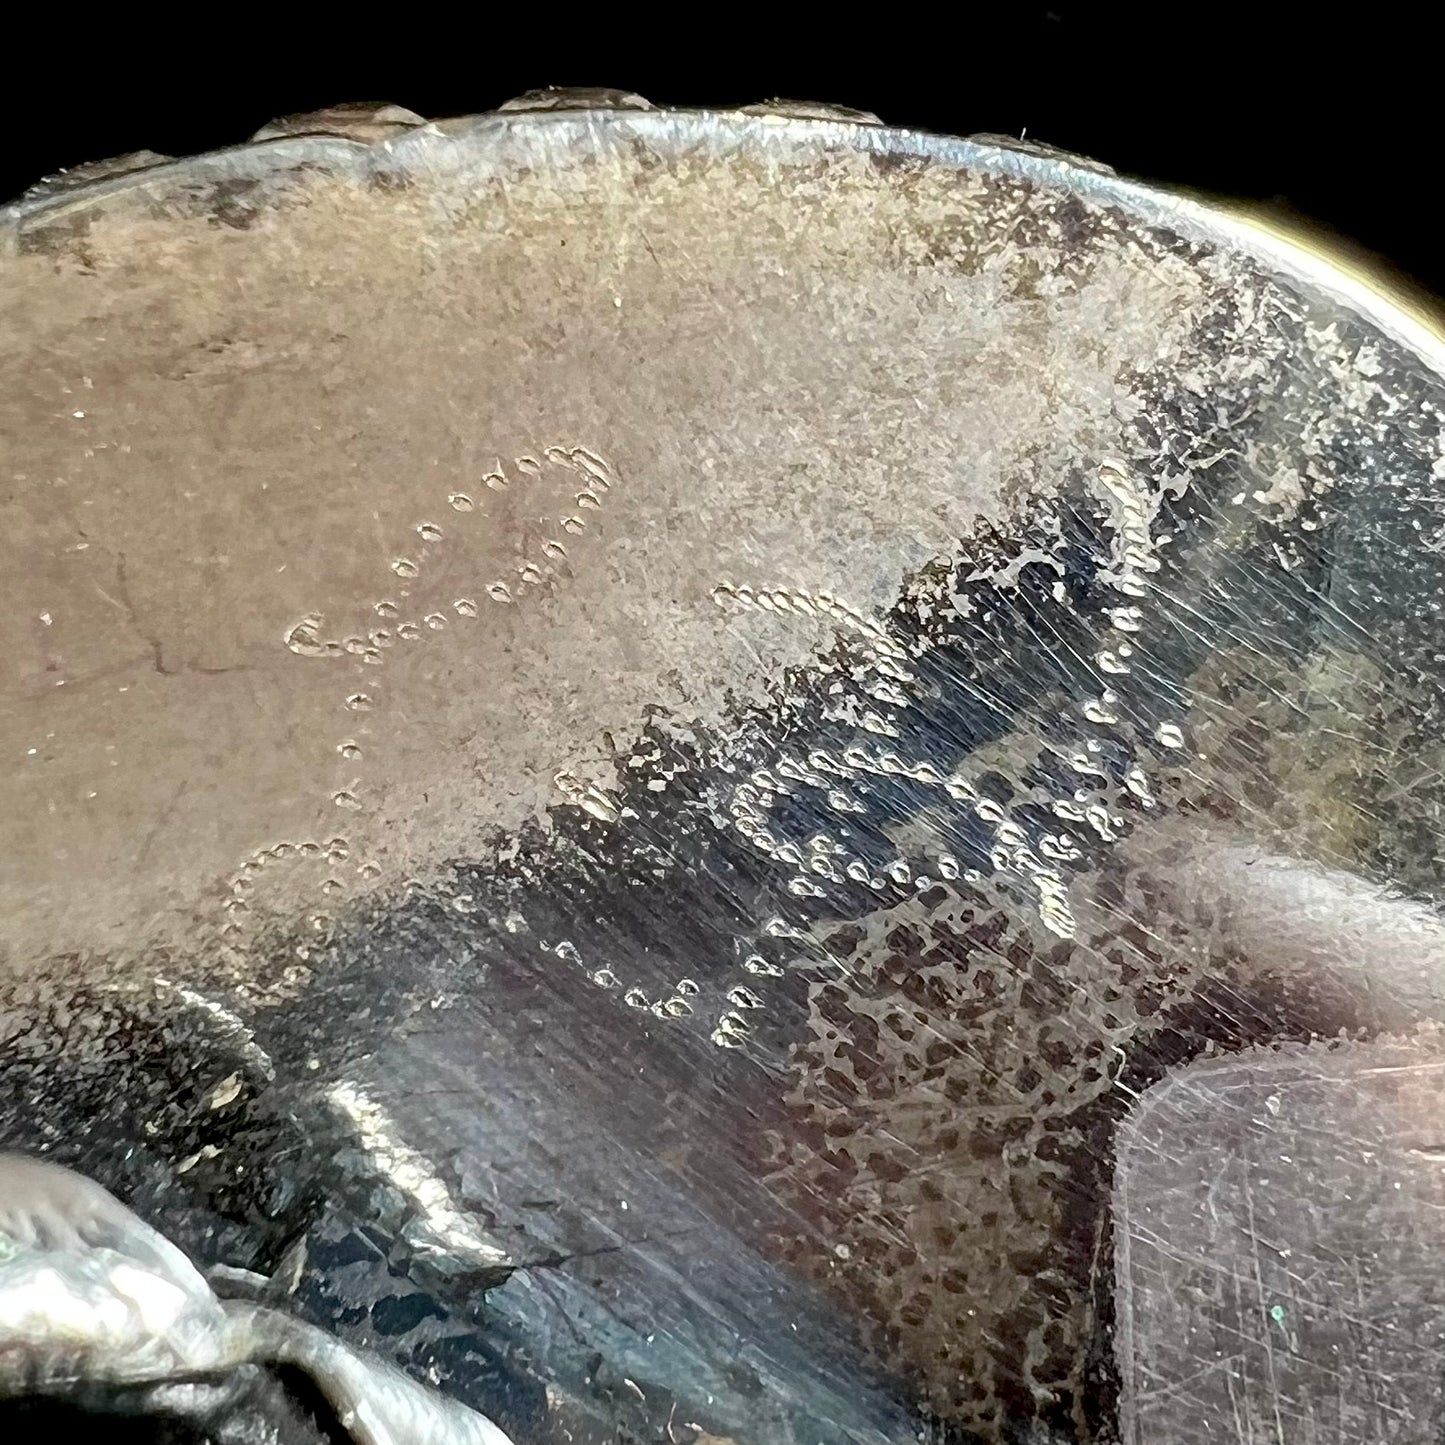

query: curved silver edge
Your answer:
[4,105,1441,379]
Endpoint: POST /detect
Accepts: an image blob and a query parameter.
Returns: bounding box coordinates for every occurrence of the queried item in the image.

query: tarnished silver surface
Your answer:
[2,97,1444,1443]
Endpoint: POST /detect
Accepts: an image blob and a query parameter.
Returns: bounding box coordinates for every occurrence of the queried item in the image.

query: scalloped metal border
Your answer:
[5,101,1442,384]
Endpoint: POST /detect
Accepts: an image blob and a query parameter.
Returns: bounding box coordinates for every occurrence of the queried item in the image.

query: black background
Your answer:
[0,17,1431,294]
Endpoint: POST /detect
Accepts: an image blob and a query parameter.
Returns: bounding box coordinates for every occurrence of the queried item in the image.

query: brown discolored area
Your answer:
[0,113,1208,974]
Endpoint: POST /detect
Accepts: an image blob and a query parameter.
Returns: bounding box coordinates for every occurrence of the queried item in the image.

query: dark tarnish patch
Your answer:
[197,175,274,231]
[14,207,101,265]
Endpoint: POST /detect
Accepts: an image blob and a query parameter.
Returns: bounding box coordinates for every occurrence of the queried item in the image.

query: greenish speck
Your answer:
[1269,1304,1286,1323]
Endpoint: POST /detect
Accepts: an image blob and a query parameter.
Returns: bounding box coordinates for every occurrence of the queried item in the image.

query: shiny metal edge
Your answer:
[4,103,1442,403]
